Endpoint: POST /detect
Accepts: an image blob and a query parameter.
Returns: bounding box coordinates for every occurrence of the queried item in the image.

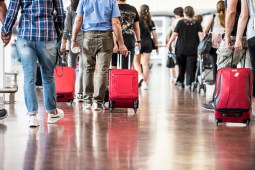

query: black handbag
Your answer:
[197,33,212,55]
[151,38,157,49]
[166,51,176,68]
[197,14,215,55]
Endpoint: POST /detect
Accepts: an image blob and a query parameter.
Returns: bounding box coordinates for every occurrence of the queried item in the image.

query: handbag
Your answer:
[166,51,176,68]
[197,33,212,55]
[197,14,215,55]
[151,38,157,49]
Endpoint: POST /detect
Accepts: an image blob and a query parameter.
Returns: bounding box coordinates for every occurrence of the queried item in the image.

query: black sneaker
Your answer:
[201,101,214,111]
[0,109,8,120]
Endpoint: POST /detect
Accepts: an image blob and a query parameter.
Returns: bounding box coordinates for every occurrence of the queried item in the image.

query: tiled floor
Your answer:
[0,62,255,170]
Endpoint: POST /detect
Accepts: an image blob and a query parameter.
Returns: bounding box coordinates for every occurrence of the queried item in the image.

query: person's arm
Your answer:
[0,1,7,24]
[112,17,128,56]
[167,32,178,50]
[203,14,214,35]
[235,0,249,50]
[112,32,118,53]
[60,8,72,53]
[71,14,83,50]
[151,29,159,54]
[225,0,238,50]
[1,0,20,47]
[134,21,141,49]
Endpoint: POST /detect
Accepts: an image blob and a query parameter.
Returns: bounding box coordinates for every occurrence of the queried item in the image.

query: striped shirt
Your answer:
[2,0,65,41]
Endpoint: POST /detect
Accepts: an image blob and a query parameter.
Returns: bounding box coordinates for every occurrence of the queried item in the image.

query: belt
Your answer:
[85,30,111,33]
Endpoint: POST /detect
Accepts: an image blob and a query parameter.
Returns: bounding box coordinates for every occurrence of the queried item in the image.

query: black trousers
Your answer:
[248,37,255,97]
[209,48,217,82]
[177,55,197,86]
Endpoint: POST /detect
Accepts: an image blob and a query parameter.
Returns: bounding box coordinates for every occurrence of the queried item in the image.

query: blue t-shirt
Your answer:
[77,0,121,31]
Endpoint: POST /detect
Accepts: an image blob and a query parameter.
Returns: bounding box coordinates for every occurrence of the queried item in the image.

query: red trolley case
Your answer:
[109,53,139,113]
[214,64,253,126]
[54,66,75,104]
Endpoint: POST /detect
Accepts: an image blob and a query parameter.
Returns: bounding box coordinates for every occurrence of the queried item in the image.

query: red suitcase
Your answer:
[214,67,253,126]
[54,66,75,104]
[108,54,139,113]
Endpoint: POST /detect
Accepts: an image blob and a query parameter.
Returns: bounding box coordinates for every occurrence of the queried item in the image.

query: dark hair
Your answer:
[184,6,195,18]
[71,0,79,11]
[140,4,152,28]
[173,7,184,17]
[217,0,225,27]
[194,15,203,24]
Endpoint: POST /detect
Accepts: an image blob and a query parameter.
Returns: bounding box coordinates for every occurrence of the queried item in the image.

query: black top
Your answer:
[118,4,139,37]
[174,19,202,56]
[139,21,156,39]
[225,0,246,36]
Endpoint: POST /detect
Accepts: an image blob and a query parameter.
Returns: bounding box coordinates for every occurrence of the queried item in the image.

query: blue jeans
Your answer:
[16,38,57,115]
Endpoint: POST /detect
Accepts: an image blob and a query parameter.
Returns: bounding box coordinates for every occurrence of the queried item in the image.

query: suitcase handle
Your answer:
[117,51,131,69]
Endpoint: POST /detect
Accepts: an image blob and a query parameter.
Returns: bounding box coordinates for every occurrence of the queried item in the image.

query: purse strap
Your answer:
[210,14,216,32]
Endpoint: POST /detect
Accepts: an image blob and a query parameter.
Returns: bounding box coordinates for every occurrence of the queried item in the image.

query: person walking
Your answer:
[0,0,9,120]
[60,0,84,102]
[1,0,66,127]
[71,0,128,111]
[133,4,159,90]
[111,0,140,69]
[234,0,255,103]
[167,6,203,89]
[203,0,225,84]
[201,0,251,111]
[166,7,184,83]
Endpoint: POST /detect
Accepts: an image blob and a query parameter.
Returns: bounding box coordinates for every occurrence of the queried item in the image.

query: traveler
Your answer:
[202,0,250,111]
[234,0,255,102]
[71,0,128,111]
[203,0,225,84]
[111,0,140,69]
[1,0,66,127]
[166,7,184,83]
[133,4,159,90]
[60,0,84,102]
[167,6,203,89]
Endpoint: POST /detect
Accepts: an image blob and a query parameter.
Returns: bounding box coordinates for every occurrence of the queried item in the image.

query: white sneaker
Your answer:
[47,108,64,124]
[29,115,39,127]
[141,82,148,90]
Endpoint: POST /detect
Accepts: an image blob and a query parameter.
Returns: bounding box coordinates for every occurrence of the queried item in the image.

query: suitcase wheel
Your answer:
[243,119,251,127]
[68,99,73,105]
[134,100,139,113]
[109,100,114,112]
[215,118,222,126]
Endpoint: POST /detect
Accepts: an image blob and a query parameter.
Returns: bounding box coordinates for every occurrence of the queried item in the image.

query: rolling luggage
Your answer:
[54,66,75,104]
[108,53,139,113]
[214,52,252,126]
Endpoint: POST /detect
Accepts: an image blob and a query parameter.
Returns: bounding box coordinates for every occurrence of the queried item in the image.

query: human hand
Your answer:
[71,41,80,51]
[234,39,243,51]
[118,44,128,56]
[1,32,12,47]
[225,36,233,50]
[60,41,66,53]
[113,44,118,53]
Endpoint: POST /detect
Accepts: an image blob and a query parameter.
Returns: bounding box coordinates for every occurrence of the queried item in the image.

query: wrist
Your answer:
[71,38,76,42]
[136,40,140,43]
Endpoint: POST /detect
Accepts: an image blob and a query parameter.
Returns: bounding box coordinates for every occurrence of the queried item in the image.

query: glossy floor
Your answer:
[1,64,255,170]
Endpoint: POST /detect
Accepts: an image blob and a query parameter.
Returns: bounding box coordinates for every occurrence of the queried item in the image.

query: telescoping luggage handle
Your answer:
[117,51,131,69]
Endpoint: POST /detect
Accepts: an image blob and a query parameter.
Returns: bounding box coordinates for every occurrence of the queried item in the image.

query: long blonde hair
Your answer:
[217,0,225,28]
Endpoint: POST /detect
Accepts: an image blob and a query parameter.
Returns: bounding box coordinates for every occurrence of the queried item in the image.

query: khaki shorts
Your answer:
[216,36,251,69]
